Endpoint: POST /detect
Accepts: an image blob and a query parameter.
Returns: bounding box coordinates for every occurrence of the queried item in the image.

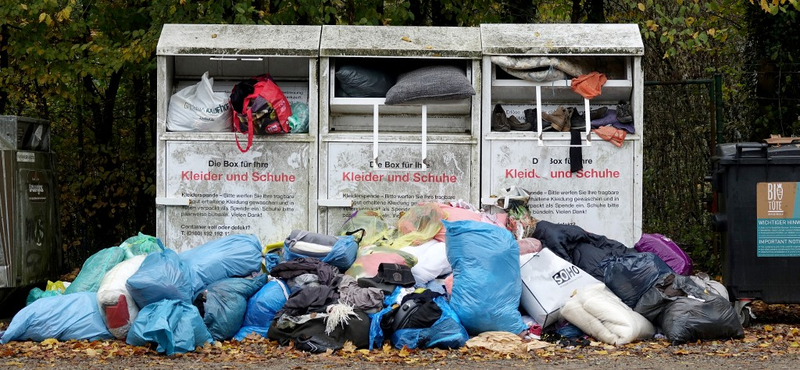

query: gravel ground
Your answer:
[2,301,800,370]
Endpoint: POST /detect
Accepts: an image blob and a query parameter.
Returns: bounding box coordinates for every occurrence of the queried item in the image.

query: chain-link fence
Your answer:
[642,79,718,273]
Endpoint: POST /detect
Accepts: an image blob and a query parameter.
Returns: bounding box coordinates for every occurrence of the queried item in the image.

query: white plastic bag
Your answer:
[519,248,601,328]
[167,72,232,132]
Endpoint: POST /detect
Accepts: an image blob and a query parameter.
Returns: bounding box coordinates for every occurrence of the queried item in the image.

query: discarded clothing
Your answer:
[268,309,370,353]
[338,275,385,312]
[571,72,608,99]
[532,220,634,281]
[270,257,341,287]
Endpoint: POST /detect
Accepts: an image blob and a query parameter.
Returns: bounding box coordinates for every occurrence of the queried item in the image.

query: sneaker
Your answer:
[492,104,511,132]
[616,101,633,123]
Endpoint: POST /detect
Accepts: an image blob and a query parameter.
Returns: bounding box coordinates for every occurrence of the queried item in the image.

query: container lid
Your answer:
[320,25,482,59]
[716,142,800,165]
[480,23,644,56]
[157,24,322,57]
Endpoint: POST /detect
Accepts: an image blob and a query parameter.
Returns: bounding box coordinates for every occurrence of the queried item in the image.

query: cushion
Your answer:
[561,284,655,345]
[336,65,395,97]
[384,65,475,105]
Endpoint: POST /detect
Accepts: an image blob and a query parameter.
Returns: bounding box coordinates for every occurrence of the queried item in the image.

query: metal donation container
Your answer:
[480,24,644,248]
[317,26,482,233]
[156,25,321,251]
[0,116,60,289]
[710,142,800,321]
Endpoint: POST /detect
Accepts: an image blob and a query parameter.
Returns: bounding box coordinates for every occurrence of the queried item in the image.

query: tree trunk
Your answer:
[586,0,605,23]
[0,24,8,114]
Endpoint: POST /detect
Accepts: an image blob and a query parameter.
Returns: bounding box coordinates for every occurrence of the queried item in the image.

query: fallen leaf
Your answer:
[41,338,59,346]
[341,341,356,353]
[401,36,411,42]
[765,325,774,332]
[85,349,98,357]
[398,346,410,357]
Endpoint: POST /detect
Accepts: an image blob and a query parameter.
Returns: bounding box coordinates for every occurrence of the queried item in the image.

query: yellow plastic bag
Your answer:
[46,280,67,293]
[390,203,445,249]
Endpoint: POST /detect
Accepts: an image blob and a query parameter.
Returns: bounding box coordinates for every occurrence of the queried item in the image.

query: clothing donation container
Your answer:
[480,24,644,248]
[317,26,482,233]
[0,116,61,290]
[155,24,321,251]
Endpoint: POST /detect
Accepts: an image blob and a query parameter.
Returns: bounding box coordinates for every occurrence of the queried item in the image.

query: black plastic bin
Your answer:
[710,142,800,305]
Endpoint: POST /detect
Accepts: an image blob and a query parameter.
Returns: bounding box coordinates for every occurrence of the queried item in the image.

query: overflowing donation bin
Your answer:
[479,24,644,248]
[155,25,322,251]
[710,142,800,321]
[0,116,61,289]
[316,26,482,233]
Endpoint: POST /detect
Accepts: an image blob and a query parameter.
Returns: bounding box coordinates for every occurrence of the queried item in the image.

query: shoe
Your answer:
[509,115,531,131]
[616,101,633,123]
[542,106,569,132]
[492,104,510,132]
[590,106,608,120]
[524,108,538,131]
[570,110,586,130]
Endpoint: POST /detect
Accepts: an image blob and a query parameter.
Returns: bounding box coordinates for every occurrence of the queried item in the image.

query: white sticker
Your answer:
[17,152,35,163]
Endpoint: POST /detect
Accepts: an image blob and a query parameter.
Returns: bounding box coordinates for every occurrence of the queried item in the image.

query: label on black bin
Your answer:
[757,182,800,257]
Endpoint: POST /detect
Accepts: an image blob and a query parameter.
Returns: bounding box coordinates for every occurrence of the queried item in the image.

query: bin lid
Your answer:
[716,142,800,165]
[480,23,644,56]
[157,24,322,57]
[320,25,481,59]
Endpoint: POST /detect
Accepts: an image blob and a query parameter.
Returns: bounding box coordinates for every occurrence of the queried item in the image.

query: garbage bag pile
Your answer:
[0,200,743,353]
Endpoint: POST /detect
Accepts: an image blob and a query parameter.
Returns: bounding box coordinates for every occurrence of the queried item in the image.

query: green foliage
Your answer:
[1,0,795,275]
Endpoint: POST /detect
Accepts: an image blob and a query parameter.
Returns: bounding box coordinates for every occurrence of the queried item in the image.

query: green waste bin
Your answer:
[0,116,61,294]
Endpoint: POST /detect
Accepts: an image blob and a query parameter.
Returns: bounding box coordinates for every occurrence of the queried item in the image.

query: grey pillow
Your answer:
[384,65,475,105]
[335,65,395,97]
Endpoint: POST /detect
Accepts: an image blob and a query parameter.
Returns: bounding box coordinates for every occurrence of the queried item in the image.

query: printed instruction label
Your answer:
[165,141,310,252]
[323,141,473,233]
[757,182,800,257]
[488,140,637,247]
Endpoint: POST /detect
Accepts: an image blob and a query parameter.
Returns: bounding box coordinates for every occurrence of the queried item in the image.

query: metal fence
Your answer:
[642,78,719,273]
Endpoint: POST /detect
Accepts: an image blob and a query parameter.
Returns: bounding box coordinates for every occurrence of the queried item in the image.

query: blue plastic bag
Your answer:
[126,249,194,308]
[119,232,165,259]
[180,234,263,296]
[234,279,289,341]
[1,292,113,343]
[284,234,359,272]
[200,275,267,341]
[444,220,527,335]
[127,299,212,355]
[390,296,469,350]
[64,247,127,294]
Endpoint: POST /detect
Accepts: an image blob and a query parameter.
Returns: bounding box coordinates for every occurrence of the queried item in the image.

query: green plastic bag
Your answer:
[119,232,165,259]
[25,288,61,306]
[337,210,393,247]
[288,102,309,133]
[64,247,127,294]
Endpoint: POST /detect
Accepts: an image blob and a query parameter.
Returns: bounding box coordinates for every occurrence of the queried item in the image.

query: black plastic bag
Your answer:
[634,274,744,344]
[601,252,674,308]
